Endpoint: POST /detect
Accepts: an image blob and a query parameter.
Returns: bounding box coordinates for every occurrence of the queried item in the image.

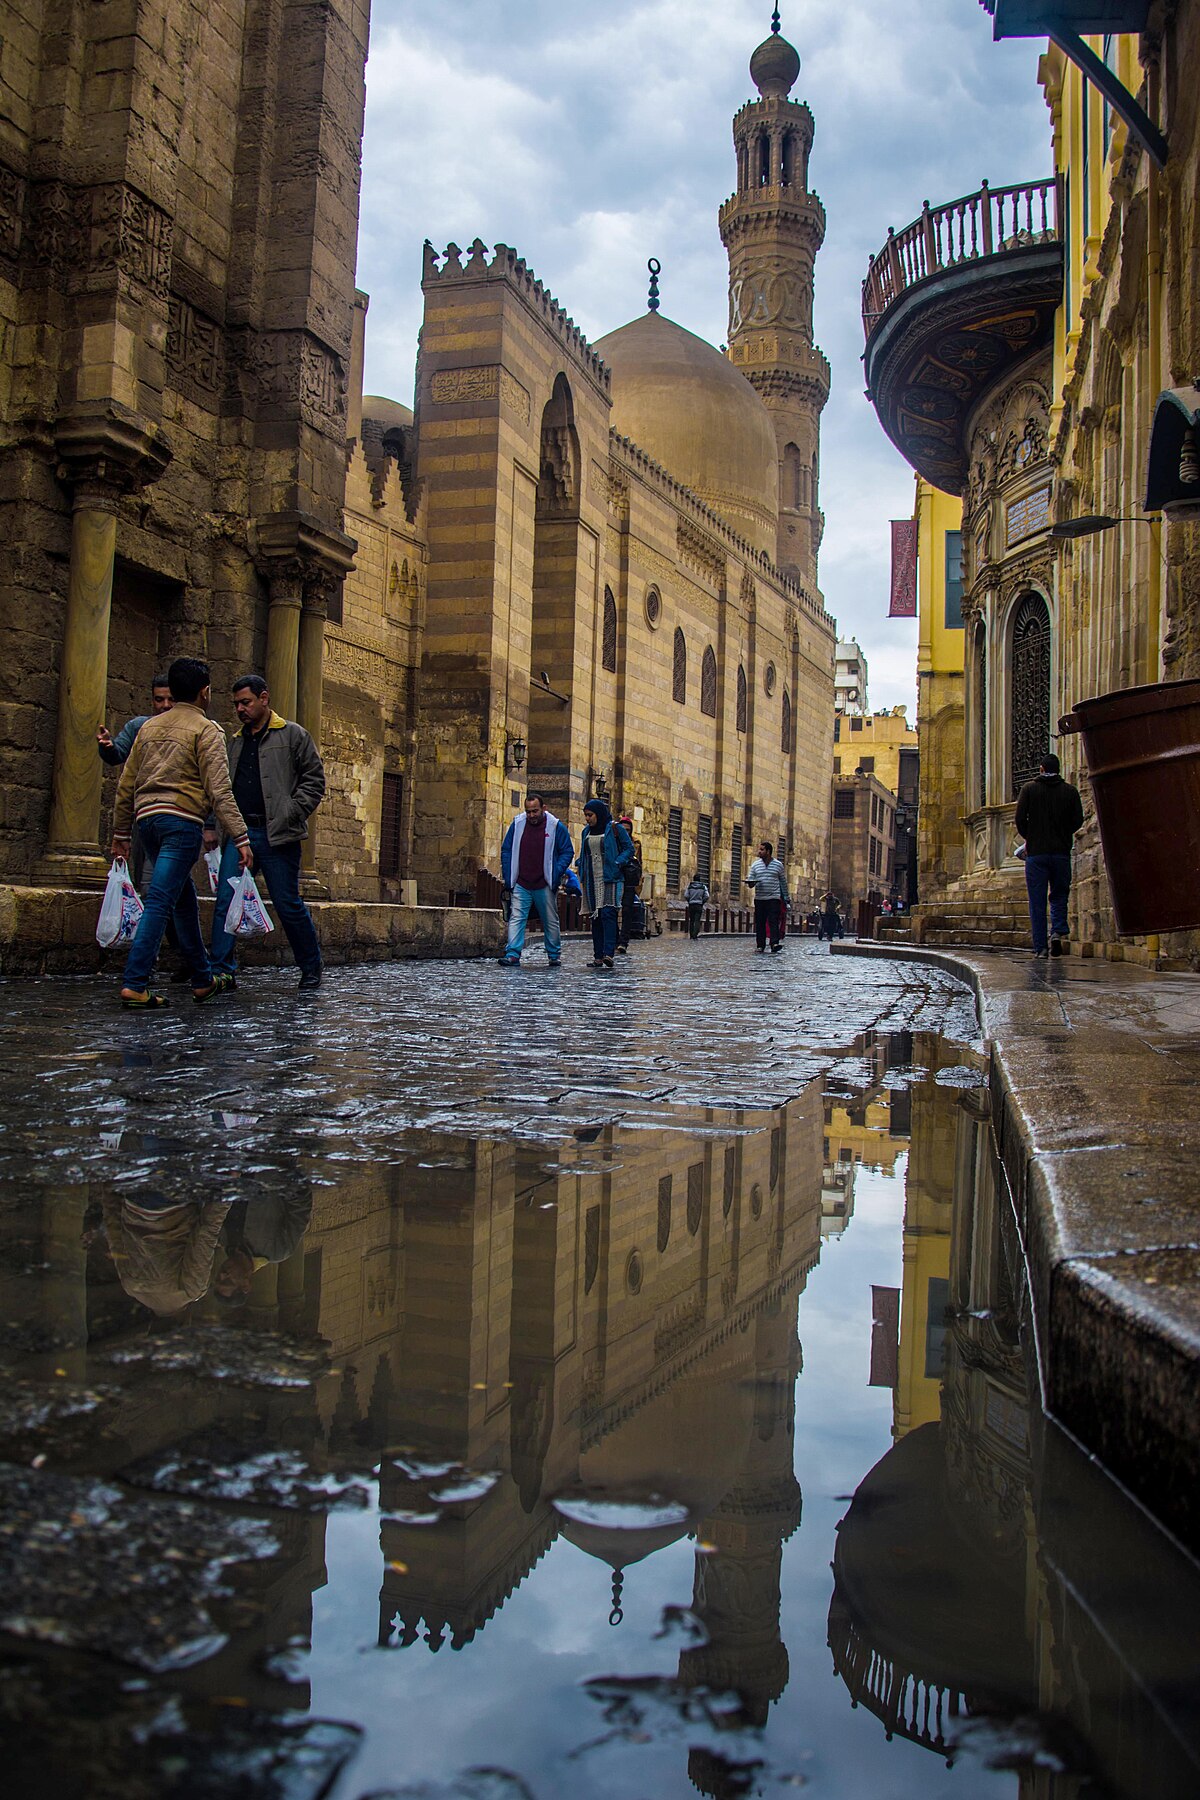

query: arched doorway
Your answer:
[1009,592,1050,797]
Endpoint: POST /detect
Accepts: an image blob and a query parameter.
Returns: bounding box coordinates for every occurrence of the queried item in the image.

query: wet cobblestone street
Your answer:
[1,938,1197,1799]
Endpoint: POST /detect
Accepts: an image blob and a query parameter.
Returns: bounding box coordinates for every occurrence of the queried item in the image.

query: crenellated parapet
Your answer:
[422,238,611,397]
[608,430,833,632]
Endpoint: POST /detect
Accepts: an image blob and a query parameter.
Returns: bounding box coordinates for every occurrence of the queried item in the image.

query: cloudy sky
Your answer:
[356,0,1050,713]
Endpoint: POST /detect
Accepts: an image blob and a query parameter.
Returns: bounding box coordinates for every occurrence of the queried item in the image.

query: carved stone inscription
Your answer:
[166,296,223,396]
[431,366,498,405]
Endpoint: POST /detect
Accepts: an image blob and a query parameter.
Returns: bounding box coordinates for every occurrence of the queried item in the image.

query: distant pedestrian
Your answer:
[97,674,173,765]
[1015,752,1084,959]
[111,657,251,1009]
[207,675,326,991]
[616,820,643,954]
[499,791,574,967]
[818,893,842,941]
[577,798,633,969]
[683,873,710,939]
[746,841,789,953]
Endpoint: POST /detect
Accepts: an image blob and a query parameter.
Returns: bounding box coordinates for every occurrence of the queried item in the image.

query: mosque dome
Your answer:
[595,311,779,559]
[361,395,414,432]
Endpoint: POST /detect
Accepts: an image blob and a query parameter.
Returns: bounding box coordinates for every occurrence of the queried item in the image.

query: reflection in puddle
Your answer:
[0,1016,1198,1797]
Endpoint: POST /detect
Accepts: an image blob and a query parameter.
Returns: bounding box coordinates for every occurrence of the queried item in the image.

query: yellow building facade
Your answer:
[914,481,966,900]
[867,3,1200,959]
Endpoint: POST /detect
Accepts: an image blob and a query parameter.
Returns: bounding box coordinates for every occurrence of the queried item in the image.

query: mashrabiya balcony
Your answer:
[861,178,1062,495]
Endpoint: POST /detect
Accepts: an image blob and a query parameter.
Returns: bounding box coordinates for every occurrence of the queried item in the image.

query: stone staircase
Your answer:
[876,869,1031,953]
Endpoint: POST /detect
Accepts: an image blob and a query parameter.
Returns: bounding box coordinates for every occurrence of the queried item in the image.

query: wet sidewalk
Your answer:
[836,940,1200,1554]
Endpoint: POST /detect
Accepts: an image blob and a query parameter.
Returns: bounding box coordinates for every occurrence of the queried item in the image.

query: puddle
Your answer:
[0,954,1195,1795]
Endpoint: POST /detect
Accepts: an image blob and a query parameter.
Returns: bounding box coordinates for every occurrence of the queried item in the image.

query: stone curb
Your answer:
[0,885,503,977]
[832,937,1200,1555]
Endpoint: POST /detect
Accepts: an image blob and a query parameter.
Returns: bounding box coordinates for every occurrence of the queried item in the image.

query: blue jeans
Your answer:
[122,816,210,990]
[591,905,618,960]
[210,829,322,978]
[1025,852,1072,952]
[504,884,561,961]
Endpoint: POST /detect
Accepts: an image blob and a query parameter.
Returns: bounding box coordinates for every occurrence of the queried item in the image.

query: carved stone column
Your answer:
[250,512,354,896]
[297,582,330,886]
[38,408,171,886]
[264,564,305,722]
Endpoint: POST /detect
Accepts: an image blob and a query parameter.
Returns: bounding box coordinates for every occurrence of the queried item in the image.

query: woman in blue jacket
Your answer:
[577,799,633,968]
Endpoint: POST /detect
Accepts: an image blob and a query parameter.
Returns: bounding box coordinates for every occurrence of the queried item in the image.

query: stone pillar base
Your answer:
[299,871,330,901]
[33,849,109,889]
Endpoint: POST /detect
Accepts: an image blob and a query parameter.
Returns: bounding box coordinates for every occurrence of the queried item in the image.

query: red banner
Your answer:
[889,518,918,617]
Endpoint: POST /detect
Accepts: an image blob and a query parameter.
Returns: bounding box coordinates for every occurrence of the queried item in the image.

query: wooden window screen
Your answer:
[700,646,717,717]
[697,814,713,886]
[672,627,686,703]
[602,587,617,672]
[736,665,747,733]
[380,772,403,877]
[666,805,683,893]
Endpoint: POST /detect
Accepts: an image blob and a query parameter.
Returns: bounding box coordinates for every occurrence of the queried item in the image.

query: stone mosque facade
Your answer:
[0,6,834,913]
[334,15,835,908]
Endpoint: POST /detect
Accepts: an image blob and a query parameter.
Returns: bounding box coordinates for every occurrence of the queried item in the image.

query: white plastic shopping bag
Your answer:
[223,867,274,938]
[204,848,221,894]
[96,858,144,947]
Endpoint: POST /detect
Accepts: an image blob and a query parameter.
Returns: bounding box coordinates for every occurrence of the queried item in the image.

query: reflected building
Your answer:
[829,1039,1200,1798]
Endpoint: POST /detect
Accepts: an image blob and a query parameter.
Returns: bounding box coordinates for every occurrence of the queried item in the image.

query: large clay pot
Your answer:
[1059,679,1200,935]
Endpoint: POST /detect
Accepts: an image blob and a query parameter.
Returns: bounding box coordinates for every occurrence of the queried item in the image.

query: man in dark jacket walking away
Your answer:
[208,675,326,990]
[1015,753,1085,958]
[683,873,710,939]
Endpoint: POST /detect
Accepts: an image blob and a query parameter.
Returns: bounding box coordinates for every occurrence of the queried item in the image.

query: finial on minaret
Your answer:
[609,1568,625,1626]
[647,258,661,314]
[771,5,781,31]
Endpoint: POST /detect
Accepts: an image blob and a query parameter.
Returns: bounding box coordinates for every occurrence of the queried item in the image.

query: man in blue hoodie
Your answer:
[499,792,575,967]
[577,798,633,969]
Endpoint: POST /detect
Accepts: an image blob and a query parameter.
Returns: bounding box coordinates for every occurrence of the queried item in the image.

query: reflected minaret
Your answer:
[678,1296,803,1764]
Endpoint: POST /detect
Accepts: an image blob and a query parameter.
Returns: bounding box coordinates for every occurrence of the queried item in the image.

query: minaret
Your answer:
[719,8,830,590]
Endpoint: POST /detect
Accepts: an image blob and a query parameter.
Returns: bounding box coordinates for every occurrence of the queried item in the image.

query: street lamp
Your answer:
[1050,513,1160,539]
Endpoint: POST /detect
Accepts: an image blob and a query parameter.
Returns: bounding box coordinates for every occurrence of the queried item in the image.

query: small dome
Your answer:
[750,29,800,99]
[595,311,779,558]
[362,395,413,432]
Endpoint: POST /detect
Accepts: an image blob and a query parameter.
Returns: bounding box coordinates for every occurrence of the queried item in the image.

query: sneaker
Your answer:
[497,956,520,966]
[297,969,322,990]
[547,960,561,969]
[1050,937,1068,957]
[1032,947,1049,959]
[602,956,615,968]
[616,944,627,954]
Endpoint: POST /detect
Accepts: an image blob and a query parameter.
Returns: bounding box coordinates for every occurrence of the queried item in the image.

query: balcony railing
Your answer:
[862,177,1060,335]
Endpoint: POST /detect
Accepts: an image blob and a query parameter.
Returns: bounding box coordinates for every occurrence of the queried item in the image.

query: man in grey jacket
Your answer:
[207,674,326,990]
[746,840,789,953]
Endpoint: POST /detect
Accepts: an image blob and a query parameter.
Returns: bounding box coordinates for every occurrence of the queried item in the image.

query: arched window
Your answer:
[781,689,792,755]
[657,1175,672,1254]
[736,663,747,733]
[782,133,794,186]
[758,133,770,186]
[672,627,687,704]
[602,586,617,672]
[1010,592,1051,797]
[700,645,717,717]
[783,443,802,511]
